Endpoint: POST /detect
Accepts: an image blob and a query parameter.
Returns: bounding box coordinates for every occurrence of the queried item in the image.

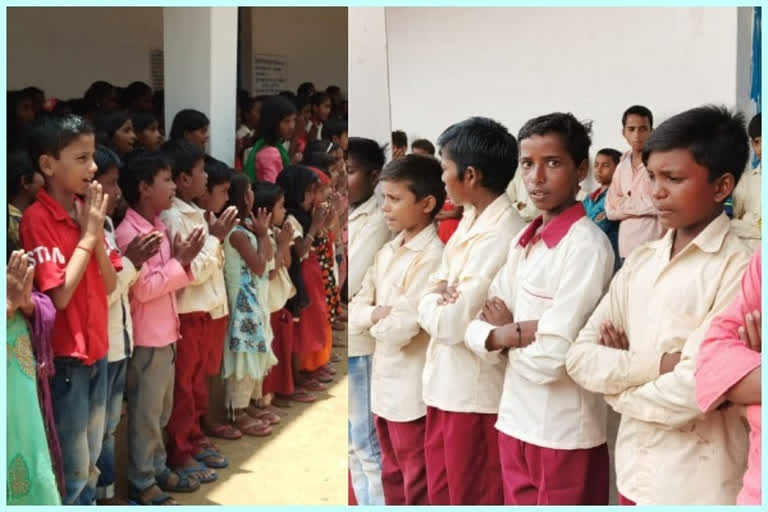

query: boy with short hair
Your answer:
[322,119,349,152]
[411,138,436,157]
[566,105,753,505]
[160,140,240,481]
[197,156,233,216]
[392,130,408,159]
[605,105,666,260]
[731,112,761,248]
[350,154,446,505]
[20,114,120,505]
[584,147,621,269]
[115,151,206,505]
[417,117,526,505]
[466,113,615,505]
[347,136,390,505]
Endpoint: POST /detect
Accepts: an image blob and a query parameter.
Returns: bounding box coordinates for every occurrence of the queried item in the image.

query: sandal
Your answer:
[302,379,328,392]
[155,468,200,494]
[176,462,218,484]
[194,446,229,469]
[313,371,334,383]
[246,405,281,425]
[130,484,178,506]
[234,411,273,437]
[272,395,293,408]
[202,422,243,440]
[323,363,338,375]
[290,389,317,403]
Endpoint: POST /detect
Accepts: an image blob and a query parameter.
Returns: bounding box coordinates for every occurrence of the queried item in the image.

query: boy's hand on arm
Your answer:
[740,311,761,353]
[437,284,459,305]
[659,352,682,375]
[598,321,630,350]
[479,297,514,326]
[371,305,392,324]
[124,232,163,268]
[208,206,240,242]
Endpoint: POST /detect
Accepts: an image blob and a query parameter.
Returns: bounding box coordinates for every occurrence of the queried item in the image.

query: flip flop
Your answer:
[272,395,293,408]
[303,379,328,392]
[290,389,317,403]
[234,412,273,437]
[155,469,200,494]
[194,447,229,469]
[202,422,243,440]
[130,484,177,506]
[176,463,218,484]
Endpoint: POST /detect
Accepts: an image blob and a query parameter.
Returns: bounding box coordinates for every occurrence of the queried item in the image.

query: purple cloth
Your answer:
[29,290,65,496]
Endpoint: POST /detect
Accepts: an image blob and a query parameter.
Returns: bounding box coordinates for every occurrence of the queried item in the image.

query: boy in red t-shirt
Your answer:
[20,114,120,505]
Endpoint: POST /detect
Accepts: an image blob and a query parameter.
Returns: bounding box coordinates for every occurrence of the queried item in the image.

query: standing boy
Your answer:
[584,147,622,269]
[731,112,761,248]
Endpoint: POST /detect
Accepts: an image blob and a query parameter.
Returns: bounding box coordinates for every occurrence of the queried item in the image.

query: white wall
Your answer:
[249,7,348,95]
[348,7,392,155]
[7,7,163,98]
[385,7,747,164]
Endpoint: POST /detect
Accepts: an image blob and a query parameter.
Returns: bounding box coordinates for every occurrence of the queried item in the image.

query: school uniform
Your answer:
[160,197,229,467]
[347,194,391,505]
[731,164,761,248]
[417,194,526,505]
[115,208,192,493]
[20,189,122,505]
[696,248,761,505]
[350,224,444,505]
[605,151,666,258]
[566,212,752,504]
[466,203,614,505]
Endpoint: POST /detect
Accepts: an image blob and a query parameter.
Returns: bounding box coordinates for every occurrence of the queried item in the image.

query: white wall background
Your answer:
[248,7,348,95]
[7,7,163,99]
[385,7,755,166]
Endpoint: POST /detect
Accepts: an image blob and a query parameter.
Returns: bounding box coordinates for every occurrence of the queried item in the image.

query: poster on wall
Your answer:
[252,53,288,96]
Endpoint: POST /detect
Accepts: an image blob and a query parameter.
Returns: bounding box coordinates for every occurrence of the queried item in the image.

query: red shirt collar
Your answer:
[518,202,586,249]
[36,188,78,224]
[589,186,607,202]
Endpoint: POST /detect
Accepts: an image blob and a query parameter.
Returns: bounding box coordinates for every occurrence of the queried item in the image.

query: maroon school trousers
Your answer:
[262,309,295,396]
[424,406,504,505]
[498,431,609,505]
[167,312,227,467]
[374,415,428,505]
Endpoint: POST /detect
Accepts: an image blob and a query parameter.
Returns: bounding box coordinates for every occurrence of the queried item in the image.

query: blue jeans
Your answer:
[51,356,108,505]
[348,355,385,505]
[95,359,128,499]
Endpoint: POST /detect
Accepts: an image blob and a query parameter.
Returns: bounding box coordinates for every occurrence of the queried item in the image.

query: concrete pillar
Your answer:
[163,7,238,165]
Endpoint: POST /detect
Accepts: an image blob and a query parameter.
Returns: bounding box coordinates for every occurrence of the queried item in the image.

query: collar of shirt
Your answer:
[461,193,514,239]
[123,207,163,233]
[391,223,439,253]
[647,211,731,262]
[589,186,607,202]
[518,202,586,249]
[350,194,379,222]
[172,196,203,215]
[36,188,78,226]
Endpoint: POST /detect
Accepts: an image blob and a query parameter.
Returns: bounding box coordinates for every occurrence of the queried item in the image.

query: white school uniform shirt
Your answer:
[566,212,751,505]
[160,198,228,319]
[350,225,444,422]
[348,194,393,357]
[104,216,139,362]
[418,194,526,413]
[466,203,614,449]
[731,163,761,247]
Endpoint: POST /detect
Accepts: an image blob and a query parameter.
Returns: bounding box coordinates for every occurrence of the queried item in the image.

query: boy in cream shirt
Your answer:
[731,112,761,248]
[566,106,753,505]
[466,113,615,505]
[417,117,526,505]
[350,154,446,505]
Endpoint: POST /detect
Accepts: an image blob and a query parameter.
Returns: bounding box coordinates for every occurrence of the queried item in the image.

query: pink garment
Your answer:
[255,146,284,183]
[695,247,761,505]
[114,208,192,348]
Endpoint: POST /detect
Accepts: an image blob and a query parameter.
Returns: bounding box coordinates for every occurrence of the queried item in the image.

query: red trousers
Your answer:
[166,312,227,467]
[619,494,636,506]
[374,415,428,505]
[424,406,503,505]
[262,309,295,396]
[498,431,609,505]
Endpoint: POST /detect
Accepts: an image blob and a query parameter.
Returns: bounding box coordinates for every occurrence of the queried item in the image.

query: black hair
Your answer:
[226,173,253,222]
[252,180,285,213]
[596,148,622,165]
[237,89,250,109]
[204,157,233,192]
[169,109,210,141]
[303,140,335,172]
[259,95,297,145]
[642,105,749,183]
[131,111,158,133]
[8,149,37,200]
[279,90,296,98]
[322,119,348,139]
[27,114,95,172]
[240,96,263,125]
[162,138,205,180]
[326,85,341,96]
[297,82,315,97]
[93,111,131,146]
[437,116,519,194]
[348,137,386,175]
[293,94,310,113]
[748,112,761,139]
[310,92,331,107]
[94,144,122,178]
[411,138,436,156]
[622,105,654,129]
[122,81,152,110]
[119,150,173,206]
[7,90,36,150]
[22,86,44,98]
[380,154,447,219]
[84,81,116,112]
[392,130,408,148]
[518,113,592,171]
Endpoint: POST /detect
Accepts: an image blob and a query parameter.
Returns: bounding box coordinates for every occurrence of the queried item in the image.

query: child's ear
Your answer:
[139,180,151,198]
[422,195,437,217]
[713,173,736,203]
[38,155,55,178]
[576,159,589,183]
[464,166,480,187]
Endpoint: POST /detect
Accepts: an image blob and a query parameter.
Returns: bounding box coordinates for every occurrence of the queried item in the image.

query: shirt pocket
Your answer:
[655,311,701,354]
[516,279,554,320]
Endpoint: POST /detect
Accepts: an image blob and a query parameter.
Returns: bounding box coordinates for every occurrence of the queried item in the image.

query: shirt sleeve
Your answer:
[566,259,663,395]
[256,147,284,183]
[417,232,511,346]
[20,213,67,293]
[349,259,377,335]
[603,254,751,429]
[160,210,222,287]
[108,256,139,307]
[508,238,614,385]
[370,245,443,348]
[695,249,762,412]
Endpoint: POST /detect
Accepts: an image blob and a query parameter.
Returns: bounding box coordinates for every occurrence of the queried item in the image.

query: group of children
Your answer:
[7,80,349,506]
[349,105,761,505]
